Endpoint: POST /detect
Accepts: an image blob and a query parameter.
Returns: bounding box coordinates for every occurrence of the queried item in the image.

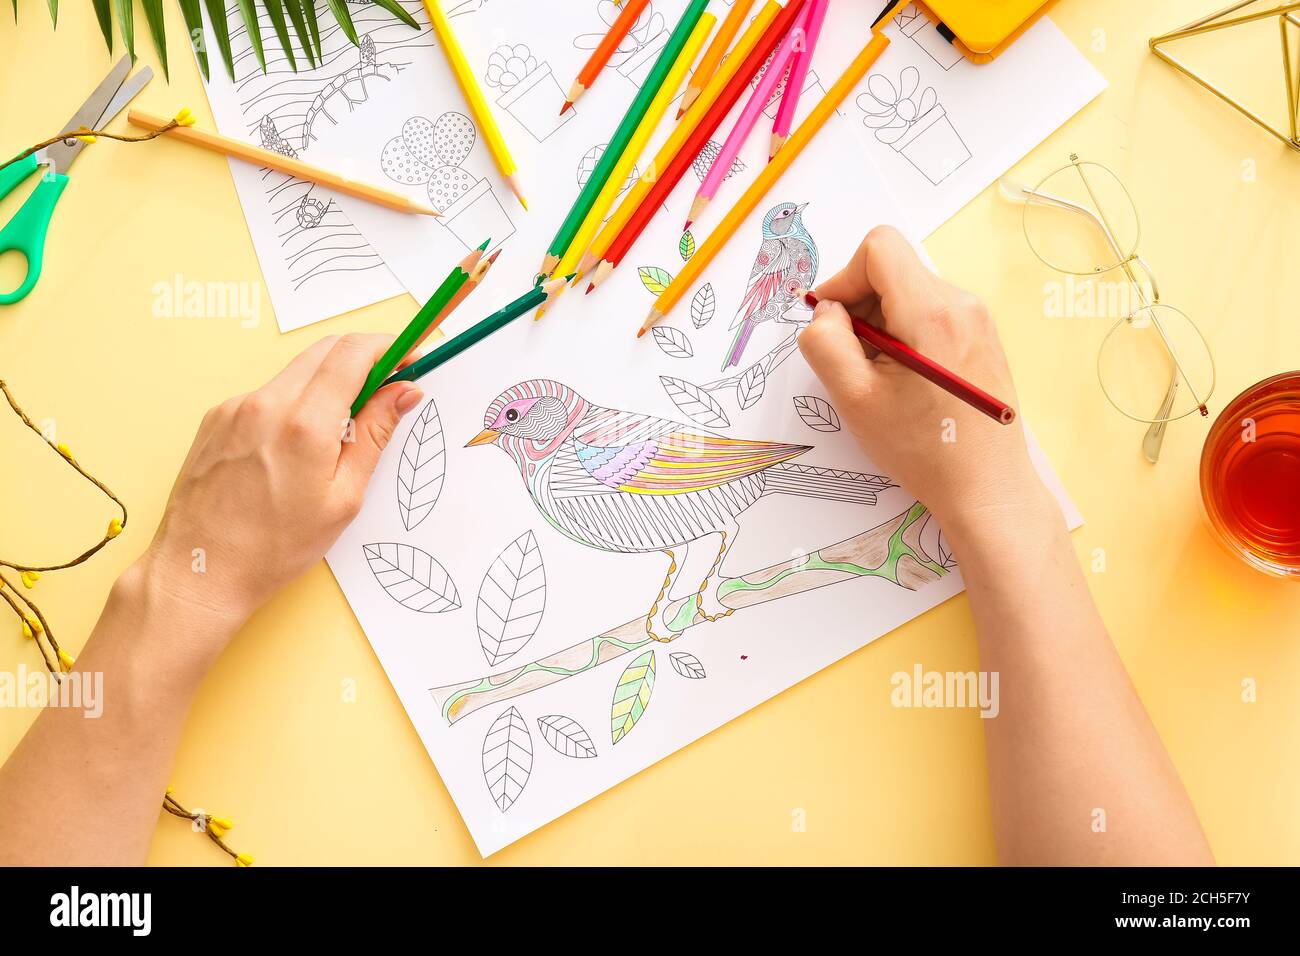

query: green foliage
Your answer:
[30,0,418,81]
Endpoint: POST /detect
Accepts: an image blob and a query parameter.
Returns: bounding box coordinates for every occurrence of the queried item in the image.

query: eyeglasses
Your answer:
[1000,155,1216,464]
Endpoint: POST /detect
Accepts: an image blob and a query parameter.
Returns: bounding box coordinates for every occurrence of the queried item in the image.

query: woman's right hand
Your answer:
[798,226,1052,538]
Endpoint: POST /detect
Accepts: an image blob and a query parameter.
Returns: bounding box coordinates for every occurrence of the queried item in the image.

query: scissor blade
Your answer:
[43,60,152,172]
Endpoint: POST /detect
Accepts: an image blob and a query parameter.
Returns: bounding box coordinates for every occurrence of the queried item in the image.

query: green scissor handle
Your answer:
[0,153,70,305]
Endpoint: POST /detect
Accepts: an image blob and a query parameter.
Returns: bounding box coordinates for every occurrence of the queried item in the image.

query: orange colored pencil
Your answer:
[677,0,756,119]
[562,0,653,114]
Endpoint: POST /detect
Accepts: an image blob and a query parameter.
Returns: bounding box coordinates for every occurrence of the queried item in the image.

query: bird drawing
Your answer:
[723,201,818,371]
[467,380,893,642]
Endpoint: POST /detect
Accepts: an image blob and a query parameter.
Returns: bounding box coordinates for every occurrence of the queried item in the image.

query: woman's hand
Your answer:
[139,334,423,629]
[798,226,1050,538]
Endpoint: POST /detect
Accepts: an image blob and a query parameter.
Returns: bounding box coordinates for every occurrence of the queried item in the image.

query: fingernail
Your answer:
[812,297,835,319]
[395,386,423,415]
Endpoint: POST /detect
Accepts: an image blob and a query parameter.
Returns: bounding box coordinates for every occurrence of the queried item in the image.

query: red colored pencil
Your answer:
[801,290,1016,425]
[562,0,652,114]
[586,0,808,293]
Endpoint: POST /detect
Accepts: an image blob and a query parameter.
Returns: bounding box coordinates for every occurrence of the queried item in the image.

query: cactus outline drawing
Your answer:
[380,113,516,251]
[484,42,575,143]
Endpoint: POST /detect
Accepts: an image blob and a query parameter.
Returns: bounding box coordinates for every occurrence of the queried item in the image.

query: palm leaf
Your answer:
[235,0,265,72]
[281,0,316,68]
[45,0,55,27]
[369,0,419,29]
[201,0,235,80]
[325,0,358,46]
[111,0,133,61]
[177,0,208,80]
[262,0,296,70]
[92,0,112,51]
[141,0,167,78]
[302,0,323,60]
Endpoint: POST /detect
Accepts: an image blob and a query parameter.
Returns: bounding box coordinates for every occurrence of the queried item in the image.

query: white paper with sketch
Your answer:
[809,2,1107,238]
[195,2,459,330]
[316,0,1082,856]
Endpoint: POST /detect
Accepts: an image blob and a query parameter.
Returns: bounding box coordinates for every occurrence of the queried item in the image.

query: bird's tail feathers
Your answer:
[761,462,894,506]
[723,318,757,371]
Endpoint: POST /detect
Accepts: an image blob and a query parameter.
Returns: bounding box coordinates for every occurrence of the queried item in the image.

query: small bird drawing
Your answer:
[467,380,893,641]
[723,201,818,371]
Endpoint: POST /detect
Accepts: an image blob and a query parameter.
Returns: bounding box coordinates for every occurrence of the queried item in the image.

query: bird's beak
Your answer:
[465,428,499,448]
[795,202,809,214]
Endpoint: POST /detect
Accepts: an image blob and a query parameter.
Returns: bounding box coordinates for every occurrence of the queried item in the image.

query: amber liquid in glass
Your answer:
[1200,373,1300,576]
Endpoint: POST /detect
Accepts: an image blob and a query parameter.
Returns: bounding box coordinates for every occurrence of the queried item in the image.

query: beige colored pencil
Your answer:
[128,109,441,217]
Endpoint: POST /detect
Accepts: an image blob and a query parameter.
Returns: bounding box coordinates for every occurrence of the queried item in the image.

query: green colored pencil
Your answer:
[535,0,711,280]
[350,239,489,416]
[381,275,574,388]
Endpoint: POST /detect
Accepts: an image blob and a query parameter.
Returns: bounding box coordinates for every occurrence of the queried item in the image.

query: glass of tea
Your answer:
[1200,372,1300,577]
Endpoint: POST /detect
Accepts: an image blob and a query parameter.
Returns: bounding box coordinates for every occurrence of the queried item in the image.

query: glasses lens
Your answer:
[1023,162,1139,275]
[1097,304,1216,422]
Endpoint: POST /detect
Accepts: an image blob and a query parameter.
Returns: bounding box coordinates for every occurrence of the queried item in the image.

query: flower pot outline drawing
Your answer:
[485,43,575,143]
[380,113,516,251]
[858,67,971,186]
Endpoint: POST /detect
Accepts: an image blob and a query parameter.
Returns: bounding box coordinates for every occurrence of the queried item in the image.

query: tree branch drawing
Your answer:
[430,501,950,724]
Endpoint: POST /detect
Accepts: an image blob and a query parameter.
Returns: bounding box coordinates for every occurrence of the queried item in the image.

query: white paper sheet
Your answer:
[196,2,455,330]
[317,0,1083,856]
[815,2,1107,238]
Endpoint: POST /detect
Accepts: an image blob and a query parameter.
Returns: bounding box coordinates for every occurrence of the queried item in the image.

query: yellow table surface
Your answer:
[2,2,1298,866]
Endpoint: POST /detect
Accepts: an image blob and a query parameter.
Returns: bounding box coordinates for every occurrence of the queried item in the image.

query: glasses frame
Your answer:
[1006,155,1216,463]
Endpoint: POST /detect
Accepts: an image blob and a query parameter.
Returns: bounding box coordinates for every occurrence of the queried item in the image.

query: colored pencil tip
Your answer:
[534,306,547,321]
[636,326,646,339]
[675,107,686,120]
[559,101,573,116]
[563,272,578,282]
[585,283,595,295]
[801,290,818,307]
[486,249,502,264]
[476,237,492,250]
[683,220,693,231]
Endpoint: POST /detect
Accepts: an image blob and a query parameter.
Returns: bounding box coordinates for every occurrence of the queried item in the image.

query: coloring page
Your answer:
[813,2,1107,237]
[321,0,1083,854]
[196,1,451,330]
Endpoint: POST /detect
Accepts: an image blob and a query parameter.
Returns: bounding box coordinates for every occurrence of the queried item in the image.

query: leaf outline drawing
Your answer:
[669,651,707,679]
[638,265,673,296]
[482,706,533,811]
[476,531,547,666]
[660,376,731,428]
[611,650,656,744]
[737,365,766,410]
[537,715,598,758]
[363,543,460,613]
[793,395,842,432]
[690,283,716,328]
[651,326,694,359]
[396,398,446,531]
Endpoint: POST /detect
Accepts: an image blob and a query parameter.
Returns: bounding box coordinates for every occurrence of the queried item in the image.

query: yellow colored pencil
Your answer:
[536,14,714,320]
[423,0,527,210]
[677,0,756,119]
[640,30,894,335]
[578,0,782,286]
[128,109,441,217]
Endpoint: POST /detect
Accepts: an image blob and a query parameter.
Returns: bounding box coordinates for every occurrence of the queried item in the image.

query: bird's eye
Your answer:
[505,408,519,422]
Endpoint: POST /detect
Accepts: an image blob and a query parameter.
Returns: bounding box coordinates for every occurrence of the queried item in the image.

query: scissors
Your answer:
[0,56,153,305]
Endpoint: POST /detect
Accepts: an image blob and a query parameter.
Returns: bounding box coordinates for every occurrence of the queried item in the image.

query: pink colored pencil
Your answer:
[770,0,829,160]
[684,17,806,230]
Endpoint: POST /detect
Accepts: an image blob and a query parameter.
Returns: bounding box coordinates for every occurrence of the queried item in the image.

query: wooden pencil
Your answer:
[686,14,805,229]
[587,0,809,292]
[538,14,715,320]
[536,0,712,279]
[562,0,652,113]
[128,109,441,217]
[770,0,829,160]
[352,240,489,416]
[415,247,501,350]
[423,0,527,209]
[640,29,897,336]
[799,291,1016,424]
[677,0,757,119]
[576,0,783,284]
[382,276,572,389]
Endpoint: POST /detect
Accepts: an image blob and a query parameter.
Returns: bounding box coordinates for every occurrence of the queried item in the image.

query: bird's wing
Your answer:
[730,237,792,331]
[573,408,809,495]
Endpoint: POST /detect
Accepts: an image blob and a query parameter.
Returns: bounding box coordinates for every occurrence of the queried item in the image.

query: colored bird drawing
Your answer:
[724,201,818,371]
[467,380,893,641]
